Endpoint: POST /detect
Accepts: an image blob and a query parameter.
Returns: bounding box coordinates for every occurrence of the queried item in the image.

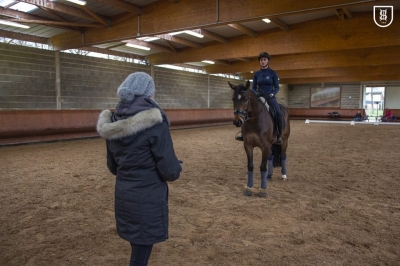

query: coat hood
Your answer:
[97,108,163,140]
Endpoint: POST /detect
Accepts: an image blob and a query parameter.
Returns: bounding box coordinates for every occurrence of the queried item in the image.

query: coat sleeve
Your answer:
[106,140,118,176]
[272,70,280,96]
[151,123,182,182]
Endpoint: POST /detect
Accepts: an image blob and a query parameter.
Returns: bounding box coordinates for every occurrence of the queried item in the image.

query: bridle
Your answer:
[234,90,265,121]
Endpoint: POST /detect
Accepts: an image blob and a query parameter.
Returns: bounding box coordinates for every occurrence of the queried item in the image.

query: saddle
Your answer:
[256,94,285,135]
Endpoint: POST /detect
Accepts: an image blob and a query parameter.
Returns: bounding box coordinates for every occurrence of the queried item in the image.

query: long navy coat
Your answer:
[97,98,182,245]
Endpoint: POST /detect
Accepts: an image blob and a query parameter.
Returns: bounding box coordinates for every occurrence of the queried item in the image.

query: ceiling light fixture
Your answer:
[137,37,160,42]
[202,60,214,64]
[126,43,151,51]
[169,31,183,35]
[0,19,30,29]
[65,0,87,5]
[262,18,271,23]
[184,30,204,38]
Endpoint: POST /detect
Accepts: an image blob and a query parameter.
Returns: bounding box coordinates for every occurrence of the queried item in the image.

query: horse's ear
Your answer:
[245,80,250,89]
[228,81,235,90]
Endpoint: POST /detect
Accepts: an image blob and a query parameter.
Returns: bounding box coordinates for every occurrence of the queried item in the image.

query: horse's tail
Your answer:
[272,144,282,167]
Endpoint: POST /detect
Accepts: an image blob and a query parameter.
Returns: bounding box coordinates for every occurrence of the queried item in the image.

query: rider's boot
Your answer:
[276,117,283,145]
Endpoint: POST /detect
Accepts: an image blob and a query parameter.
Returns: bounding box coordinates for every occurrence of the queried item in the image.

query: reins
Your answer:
[241,91,266,121]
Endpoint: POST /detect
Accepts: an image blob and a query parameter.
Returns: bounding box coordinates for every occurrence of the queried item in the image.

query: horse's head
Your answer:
[229,80,251,127]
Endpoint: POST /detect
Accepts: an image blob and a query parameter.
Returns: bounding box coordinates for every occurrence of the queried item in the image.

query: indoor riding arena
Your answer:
[1,121,400,265]
[1,1,400,266]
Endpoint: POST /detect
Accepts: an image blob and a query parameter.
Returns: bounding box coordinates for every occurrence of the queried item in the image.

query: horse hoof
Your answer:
[258,189,267,198]
[243,190,252,196]
[243,187,253,196]
[267,175,272,181]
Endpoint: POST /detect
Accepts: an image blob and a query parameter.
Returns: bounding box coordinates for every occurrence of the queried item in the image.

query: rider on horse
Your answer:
[236,52,283,144]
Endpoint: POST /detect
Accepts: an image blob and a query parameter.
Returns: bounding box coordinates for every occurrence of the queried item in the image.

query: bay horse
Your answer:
[229,80,290,197]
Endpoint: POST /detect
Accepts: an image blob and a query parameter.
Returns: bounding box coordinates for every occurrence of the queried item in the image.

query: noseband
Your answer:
[234,92,250,121]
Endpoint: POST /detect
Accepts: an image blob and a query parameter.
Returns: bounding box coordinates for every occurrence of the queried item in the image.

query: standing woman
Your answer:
[97,72,182,266]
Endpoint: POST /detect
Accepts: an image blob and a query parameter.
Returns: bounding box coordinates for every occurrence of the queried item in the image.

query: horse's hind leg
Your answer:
[280,140,288,180]
[267,155,273,181]
[281,154,287,180]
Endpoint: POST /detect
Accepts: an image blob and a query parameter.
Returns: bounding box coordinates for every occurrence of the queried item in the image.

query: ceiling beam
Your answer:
[95,0,141,14]
[334,8,346,20]
[0,30,48,44]
[80,46,145,60]
[235,57,251,62]
[161,39,177,53]
[0,6,79,31]
[269,17,289,31]
[19,0,98,22]
[203,46,400,73]
[49,0,382,50]
[198,29,228,43]
[279,75,400,84]
[80,6,109,27]
[213,60,231,66]
[334,7,354,19]
[38,7,67,21]
[147,11,400,65]
[217,0,387,22]
[278,65,400,79]
[5,18,105,28]
[0,6,40,20]
[342,7,353,18]
[156,34,202,48]
[227,23,257,37]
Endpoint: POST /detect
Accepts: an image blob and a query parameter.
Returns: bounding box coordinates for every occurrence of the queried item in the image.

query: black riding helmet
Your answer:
[258,52,271,61]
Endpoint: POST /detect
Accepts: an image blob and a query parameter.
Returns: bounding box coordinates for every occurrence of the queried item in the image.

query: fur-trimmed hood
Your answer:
[97,108,163,140]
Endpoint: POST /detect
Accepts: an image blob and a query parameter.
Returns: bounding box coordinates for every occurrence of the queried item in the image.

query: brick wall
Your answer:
[59,52,149,109]
[154,66,208,108]
[0,43,240,110]
[0,43,56,109]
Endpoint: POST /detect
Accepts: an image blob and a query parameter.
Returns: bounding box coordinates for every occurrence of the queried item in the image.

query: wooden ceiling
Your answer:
[1,0,400,84]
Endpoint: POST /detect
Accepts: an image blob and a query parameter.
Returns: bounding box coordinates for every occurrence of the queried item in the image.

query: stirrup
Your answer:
[235,135,244,141]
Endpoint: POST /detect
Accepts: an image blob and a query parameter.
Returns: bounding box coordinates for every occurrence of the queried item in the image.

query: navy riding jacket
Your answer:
[251,68,280,96]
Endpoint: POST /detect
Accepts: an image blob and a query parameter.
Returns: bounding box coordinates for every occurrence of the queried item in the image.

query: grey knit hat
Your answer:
[117,72,155,102]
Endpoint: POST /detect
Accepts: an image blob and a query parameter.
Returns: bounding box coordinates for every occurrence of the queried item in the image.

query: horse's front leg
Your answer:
[244,145,254,196]
[258,145,269,197]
